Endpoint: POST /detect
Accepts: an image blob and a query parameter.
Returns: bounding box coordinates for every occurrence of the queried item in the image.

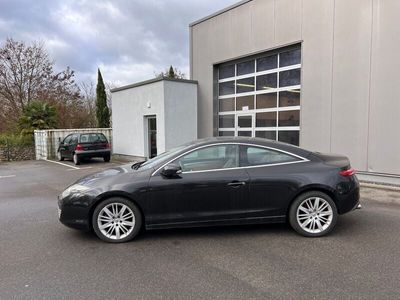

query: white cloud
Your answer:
[1,0,239,87]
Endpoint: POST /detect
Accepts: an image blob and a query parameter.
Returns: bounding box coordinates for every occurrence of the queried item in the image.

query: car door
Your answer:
[146,144,250,226]
[239,144,306,217]
[66,134,79,158]
[59,134,72,157]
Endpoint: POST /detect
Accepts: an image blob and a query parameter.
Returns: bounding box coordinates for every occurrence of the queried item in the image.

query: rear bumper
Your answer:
[75,149,110,158]
[336,176,360,214]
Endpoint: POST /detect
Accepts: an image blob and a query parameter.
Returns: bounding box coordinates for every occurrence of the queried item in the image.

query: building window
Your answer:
[217,46,301,146]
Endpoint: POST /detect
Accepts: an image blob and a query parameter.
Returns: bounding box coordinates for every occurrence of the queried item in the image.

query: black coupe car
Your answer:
[58,137,360,243]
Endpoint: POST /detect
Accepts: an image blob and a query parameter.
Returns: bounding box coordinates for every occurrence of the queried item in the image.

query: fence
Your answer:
[34,128,112,160]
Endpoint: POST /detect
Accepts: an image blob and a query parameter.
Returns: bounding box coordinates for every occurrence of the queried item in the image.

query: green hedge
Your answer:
[0,134,34,147]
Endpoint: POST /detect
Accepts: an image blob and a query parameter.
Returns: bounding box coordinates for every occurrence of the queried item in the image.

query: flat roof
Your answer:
[189,0,252,27]
[110,77,198,93]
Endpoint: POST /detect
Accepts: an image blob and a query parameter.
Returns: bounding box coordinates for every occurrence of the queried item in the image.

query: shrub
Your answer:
[0,133,34,147]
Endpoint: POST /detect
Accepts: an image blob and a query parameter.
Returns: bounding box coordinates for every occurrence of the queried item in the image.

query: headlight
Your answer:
[61,184,91,198]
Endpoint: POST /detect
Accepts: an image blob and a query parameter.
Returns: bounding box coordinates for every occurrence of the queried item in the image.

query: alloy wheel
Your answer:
[296,197,333,234]
[97,203,136,240]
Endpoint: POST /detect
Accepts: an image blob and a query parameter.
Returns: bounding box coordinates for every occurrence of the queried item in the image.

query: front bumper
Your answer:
[58,194,92,231]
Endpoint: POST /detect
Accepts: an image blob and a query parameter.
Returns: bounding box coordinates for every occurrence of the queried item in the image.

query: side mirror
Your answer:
[161,164,182,177]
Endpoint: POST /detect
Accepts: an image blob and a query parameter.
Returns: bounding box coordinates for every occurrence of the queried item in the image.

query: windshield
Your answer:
[137,144,189,170]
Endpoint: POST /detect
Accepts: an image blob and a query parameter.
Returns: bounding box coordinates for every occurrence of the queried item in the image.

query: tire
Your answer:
[57,151,64,161]
[73,153,80,165]
[92,197,142,243]
[289,191,338,237]
[103,155,110,162]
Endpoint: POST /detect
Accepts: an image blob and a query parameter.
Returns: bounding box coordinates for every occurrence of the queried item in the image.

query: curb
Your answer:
[360,182,400,192]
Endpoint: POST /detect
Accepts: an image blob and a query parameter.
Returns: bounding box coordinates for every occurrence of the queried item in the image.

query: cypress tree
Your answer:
[168,65,175,78]
[96,69,110,128]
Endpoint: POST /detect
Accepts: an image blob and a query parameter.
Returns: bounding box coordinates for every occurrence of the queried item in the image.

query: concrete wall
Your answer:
[112,81,165,158]
[190,0,400,175]
[164,80,198,150]
[111,79,198,158]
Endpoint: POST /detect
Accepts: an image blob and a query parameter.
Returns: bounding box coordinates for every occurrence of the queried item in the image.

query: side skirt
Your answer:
[145,215,286,230]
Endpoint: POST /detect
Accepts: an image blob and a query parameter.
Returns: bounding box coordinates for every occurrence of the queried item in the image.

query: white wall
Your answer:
[112,81,165,158]
[112,79,198,158]
[164,81,198,151]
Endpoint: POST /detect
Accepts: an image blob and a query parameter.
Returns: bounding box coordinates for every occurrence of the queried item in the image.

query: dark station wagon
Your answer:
[57,133,111,165]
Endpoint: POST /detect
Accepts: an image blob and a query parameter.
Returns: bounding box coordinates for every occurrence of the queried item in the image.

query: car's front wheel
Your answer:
[92,197,142,243]
[289,191,338,237]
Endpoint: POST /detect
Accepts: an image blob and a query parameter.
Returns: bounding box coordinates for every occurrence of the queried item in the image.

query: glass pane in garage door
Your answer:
[278,131,299,146]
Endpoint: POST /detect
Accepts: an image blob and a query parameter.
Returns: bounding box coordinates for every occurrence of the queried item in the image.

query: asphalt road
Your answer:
[1,160,400,300]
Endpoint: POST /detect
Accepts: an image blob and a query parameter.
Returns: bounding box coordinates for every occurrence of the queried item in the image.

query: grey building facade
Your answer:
[190,0,400,183]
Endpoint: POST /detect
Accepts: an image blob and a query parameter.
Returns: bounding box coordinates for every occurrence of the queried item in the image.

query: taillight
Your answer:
[105,142,110,149]
[340,168,355,177]
[75,144,84,151]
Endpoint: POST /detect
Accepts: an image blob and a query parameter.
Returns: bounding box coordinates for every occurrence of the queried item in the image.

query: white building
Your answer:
[111,77,197,159]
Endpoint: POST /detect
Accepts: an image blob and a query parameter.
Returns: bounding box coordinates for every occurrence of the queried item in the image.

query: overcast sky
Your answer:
[0,0,238,87]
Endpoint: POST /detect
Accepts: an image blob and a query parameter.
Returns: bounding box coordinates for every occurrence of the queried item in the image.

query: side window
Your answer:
[240,146,300,167]
[97,134,107,142]
[174,144,238,172]
[70,134,79,144]
[63,135,72,144]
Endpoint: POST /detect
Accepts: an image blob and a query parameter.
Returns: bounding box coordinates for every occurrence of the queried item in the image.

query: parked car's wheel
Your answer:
[57,151,64,161]
[289,191,337,237]
[103,154,110,162]
[73,153,80,165]
[92,197,142,243]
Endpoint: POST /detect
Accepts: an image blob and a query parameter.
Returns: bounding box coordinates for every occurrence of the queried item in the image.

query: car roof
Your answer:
[183,137,312,158]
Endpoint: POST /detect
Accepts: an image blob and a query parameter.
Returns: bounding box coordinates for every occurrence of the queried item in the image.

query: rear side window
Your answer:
[80,133,107,143]
[240,146,300,167]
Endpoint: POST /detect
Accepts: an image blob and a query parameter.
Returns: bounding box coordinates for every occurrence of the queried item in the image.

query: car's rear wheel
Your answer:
[103,154,110,162]
[73,153,80,165]
[92,197,142,243]
[289,191,337,237]
[57,151,64,161]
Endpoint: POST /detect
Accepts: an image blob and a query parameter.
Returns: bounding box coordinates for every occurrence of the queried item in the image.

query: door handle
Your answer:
[227,181,246,187]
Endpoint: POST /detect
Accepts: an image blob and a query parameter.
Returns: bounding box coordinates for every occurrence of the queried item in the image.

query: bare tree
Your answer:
[80,80,97,127]
[0,38,80,131]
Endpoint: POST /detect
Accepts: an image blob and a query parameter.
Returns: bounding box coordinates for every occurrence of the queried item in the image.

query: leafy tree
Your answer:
[96,69,110,128]
[18,101,57,135]
[155,65,185,79]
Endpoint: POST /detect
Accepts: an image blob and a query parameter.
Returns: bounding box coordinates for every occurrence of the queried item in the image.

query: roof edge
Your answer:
[189,0,252,27]
[110,77,198,93]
